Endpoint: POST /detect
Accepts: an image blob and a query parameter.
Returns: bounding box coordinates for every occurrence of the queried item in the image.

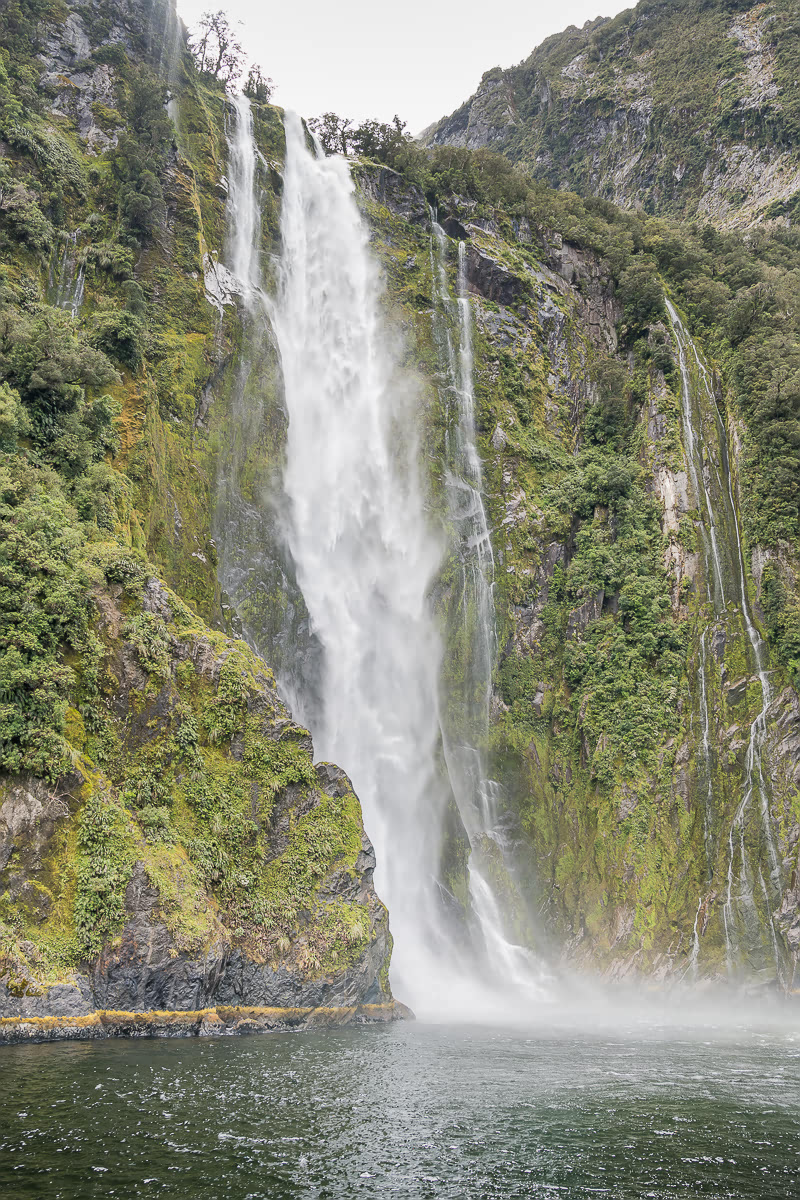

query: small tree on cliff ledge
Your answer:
[190,10,244,86]
[243,65,273,104]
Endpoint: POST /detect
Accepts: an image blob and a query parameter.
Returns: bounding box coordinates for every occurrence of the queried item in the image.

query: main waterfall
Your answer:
[274,113,447,1010]
[225,110,550,1015]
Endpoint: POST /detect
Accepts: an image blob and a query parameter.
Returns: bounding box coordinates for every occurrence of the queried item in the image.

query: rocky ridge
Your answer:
[425,0,800,230]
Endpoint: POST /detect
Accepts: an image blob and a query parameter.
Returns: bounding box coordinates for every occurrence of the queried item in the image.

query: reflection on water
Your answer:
[2,1018,800,1198]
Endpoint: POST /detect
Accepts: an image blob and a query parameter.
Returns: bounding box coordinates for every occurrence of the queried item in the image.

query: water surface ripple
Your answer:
[1,1022,799,1198]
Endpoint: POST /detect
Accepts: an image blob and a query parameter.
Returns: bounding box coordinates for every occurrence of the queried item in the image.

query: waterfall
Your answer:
[47,231,84,319]
[226,94,262,305]
[667,301,782,983]
[260,113,550,1015]
[273,113,446,1010]
[146,0,183,90]
[698,629,715,874]
[430,219,547,997]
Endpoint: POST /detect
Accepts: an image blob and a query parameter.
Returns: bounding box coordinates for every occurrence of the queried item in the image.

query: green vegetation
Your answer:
[0,460,92,778]
[74,785,136,957]
[354,118,800,558]
[350,61,800,966]
[1,0,798,989]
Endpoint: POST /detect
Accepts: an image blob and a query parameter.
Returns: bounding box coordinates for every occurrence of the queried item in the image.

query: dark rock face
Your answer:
[464,244,520,306]
[0,580,393,1033]
[2,831,391,1025]
[91,863,229,1012]
[355,165,429,226]
[0,976,94,1020]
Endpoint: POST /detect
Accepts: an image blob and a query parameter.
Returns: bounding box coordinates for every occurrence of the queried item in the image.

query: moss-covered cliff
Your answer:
[2,0,800,1033]
[350,159,800,984]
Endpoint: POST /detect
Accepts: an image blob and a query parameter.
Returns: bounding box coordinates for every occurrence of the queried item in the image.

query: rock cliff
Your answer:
[2,0,800,1036]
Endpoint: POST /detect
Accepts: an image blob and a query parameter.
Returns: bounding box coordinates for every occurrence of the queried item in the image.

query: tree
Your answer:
[243,65,273,104]
[190,11,244,86]
[617,260,664,328]
[308,113,352,156]
[309,113,412,165]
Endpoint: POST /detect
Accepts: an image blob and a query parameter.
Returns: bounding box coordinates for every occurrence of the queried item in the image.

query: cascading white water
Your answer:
[667,301,781,981]
[48,232,85,319]
[226,93,262,305]
[667,301,726,610]
[697,629,715,872]
[269,114,551,1015]
[274,113,454,1012]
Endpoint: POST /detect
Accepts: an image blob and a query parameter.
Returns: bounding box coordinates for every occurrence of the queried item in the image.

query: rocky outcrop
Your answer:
[38,0,181,153]
[355,164,428,225]
[0,1001,406,1045]
[0,577,394,1040]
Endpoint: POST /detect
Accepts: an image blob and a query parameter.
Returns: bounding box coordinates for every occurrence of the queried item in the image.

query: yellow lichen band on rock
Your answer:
[0,1003,403,1044]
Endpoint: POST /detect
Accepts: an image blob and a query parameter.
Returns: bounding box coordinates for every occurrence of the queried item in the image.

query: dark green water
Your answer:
[1,1021,799,1198]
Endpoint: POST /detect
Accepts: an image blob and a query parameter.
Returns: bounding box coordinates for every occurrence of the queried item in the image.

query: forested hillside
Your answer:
[0,0,394,1036]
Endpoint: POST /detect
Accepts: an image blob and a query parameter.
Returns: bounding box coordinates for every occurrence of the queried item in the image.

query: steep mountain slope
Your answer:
[354,171,800,982]
[425,0,800,229]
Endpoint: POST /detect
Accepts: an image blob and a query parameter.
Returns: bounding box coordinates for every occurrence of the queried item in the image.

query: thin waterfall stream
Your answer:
[430,216,548,997]
[667,300,782,982]
[47,231,85,319]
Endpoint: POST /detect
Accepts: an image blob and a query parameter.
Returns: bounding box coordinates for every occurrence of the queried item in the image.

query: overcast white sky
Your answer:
[176,0,632,133]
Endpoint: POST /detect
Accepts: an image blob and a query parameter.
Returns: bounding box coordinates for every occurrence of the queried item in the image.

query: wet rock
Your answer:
[464,245,520,305]
[725,677,750,705]
[490,424,509,450]
[0,777,75,894]
[441,215,469,240]
[198,1011,227,1036]
[92,863,231,1013]
[775,870,800,954]
[356,165,428,225]
[617,787,639,822]
[0,976,93,1020]
[771,688,800,789]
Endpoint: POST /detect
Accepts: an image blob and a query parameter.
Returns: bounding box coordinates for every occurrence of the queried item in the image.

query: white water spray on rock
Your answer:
[226,93,262,306]
[430,219,548,998]
[48,231,85,319]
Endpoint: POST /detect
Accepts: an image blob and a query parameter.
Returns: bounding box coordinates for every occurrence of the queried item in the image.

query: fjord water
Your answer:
[2,1022,800,1198]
